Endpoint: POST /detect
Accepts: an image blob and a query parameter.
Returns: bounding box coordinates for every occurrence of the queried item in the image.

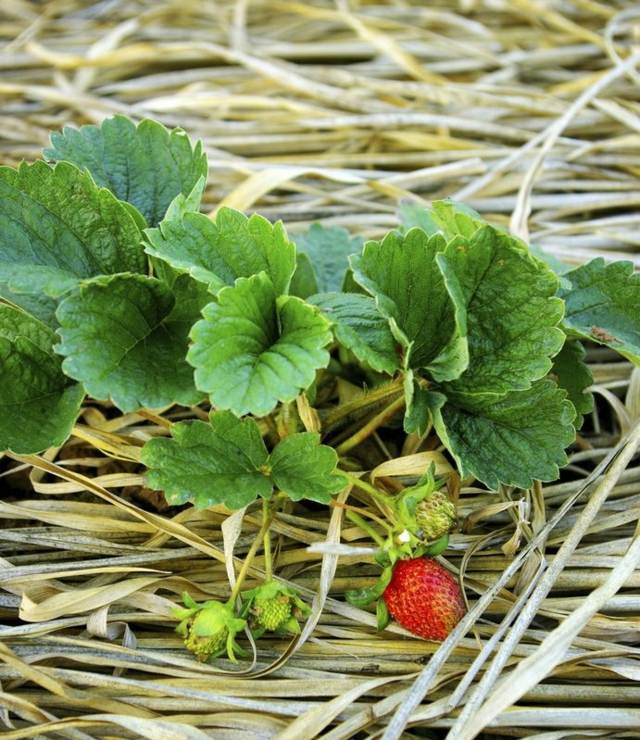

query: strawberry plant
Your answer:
[2,115,640,653]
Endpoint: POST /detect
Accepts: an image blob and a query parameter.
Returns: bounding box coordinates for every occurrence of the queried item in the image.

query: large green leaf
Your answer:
[405,199,572,279]
[188,272,332,417]
[269,433,347,503]
[141,411,346,509]
[0,289,58,329]
[293,223,363,293]
[141,412,272,509]
[308,292,400,375]
[560,258,640,364]
[44,115,208,227]
[431,380,576,490]
[439,226,564,398]
[56,273,202,412]
[550,340,593,430]
[0,161,146,306]
[0,305,84,454]
[350,228,468,381]
[145,207,296,295]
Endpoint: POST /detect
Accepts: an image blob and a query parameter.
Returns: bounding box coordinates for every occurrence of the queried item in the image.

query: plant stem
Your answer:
[347,474,396,508]
[323,378,404,432]
[262,499,273,581]
[345,509,387,548]
[336,394,406,455]
[227,506,273,605]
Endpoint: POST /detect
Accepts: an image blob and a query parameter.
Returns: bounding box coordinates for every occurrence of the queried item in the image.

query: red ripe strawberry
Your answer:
[383,557,465,640]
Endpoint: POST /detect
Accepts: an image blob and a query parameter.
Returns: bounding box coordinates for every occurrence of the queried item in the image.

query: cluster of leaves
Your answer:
[2,115,640,507]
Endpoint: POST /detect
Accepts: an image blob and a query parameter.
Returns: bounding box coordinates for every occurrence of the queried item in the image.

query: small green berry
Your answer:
[253,594,292,631]
[242,581,310,635]
[174,595,245,663]
[415,491,457,542]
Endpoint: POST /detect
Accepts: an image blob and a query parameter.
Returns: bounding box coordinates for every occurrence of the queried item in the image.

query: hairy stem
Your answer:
[262,499,273,581]
[345,509,387,548]
[337,395,406,455]
[227,506,273,605]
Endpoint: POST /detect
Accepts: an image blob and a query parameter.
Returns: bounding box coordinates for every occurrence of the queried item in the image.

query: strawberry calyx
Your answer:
[174,593,246,663]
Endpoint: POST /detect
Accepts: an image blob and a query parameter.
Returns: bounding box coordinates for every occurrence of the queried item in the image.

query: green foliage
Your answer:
[551,340,594,429]
[430,381,576,489]
[141,410,347,508]
[4,115,640,501]
[56,273,202,412]
[0,305,84,453]
[437,226,564,398]
[44,115,208,226]
[145,207,296,295]
[188,273,332,417]
[560,258,640,363]
[0,161,145,306]
[268,432,347,503]
[292,223,363,294]
[351,229,468,381]
[308,292,400,374]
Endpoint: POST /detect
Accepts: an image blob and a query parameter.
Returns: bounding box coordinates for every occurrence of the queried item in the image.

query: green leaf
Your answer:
[398,201,440,235]
[426,199,572,279]
[188,272,332,417]
[289,253,319,299]
[350,228,468,381]
[293,223,363,293]
[145,207,296,295]
[164,177,206,222]
[439,226,564,398]
[550,341,593,430]
[428,199,486,239]
[0,289,58,329]
[141,412,345,509]
[431,381,576,490]
[44,115,208,227]
[269,432,347,503]
[560,258,640,364]
[308,292,400,375]
[0,305,84,454]
[141,411,272,509]
[403,373,432,435]
[529,244,572,277]
[0,161,146,306]
[56,273,202,412]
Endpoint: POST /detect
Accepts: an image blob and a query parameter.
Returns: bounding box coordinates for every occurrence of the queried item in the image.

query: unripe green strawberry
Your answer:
[415,491,457,542]
[184,616,228,662]
[383,557,465,641]
[174,596,245,662]
[253,593,292,631]
[242,580,310,635]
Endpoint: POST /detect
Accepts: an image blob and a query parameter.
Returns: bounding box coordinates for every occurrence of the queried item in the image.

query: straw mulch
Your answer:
[2,1,640,738]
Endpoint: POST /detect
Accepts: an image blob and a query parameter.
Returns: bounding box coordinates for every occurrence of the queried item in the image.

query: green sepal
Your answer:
[424,534,450,556]
[345,565,392,608]
[376,598,390,630]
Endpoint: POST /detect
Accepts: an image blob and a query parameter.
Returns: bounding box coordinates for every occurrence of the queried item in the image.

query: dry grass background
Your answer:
[2,1,640,738]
